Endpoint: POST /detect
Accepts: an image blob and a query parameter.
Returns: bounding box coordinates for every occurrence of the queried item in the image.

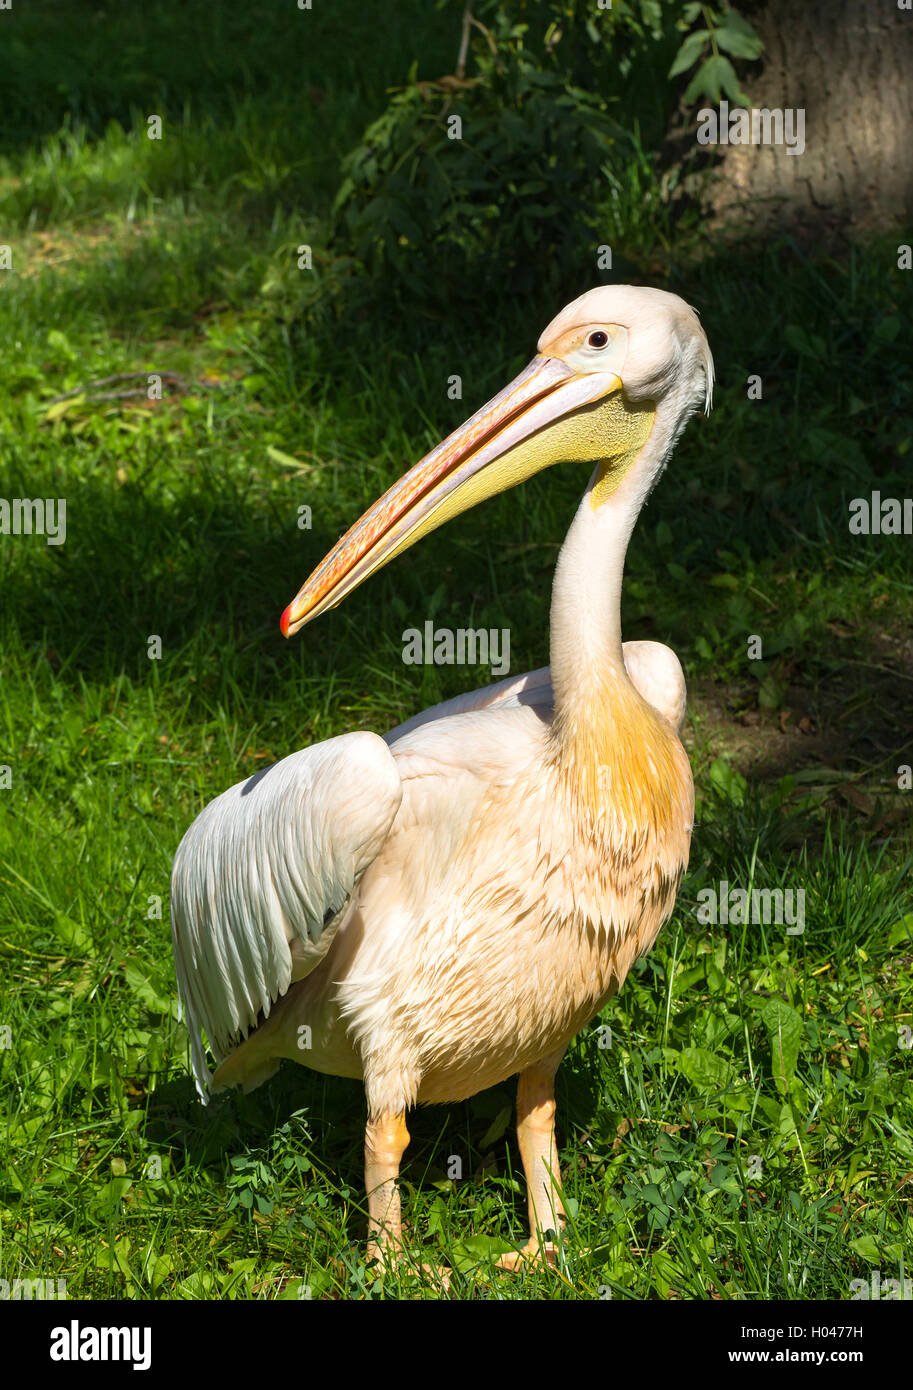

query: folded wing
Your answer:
[383,639,685,743]
[171,730,402,1098]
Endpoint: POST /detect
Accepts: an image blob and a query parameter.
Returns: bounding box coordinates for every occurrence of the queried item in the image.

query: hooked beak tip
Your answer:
[279,604,292,639]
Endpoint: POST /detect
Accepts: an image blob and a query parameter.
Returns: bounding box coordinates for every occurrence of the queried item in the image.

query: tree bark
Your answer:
[707,0,913,238]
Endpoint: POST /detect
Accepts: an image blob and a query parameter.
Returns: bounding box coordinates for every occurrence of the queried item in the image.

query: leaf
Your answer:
[703,954,725,988]
[785,324,827,361]
[175,1272,217,1298]
[141,1250,173,1291]
[684,54,746,106]
[425,1194,447,1237]
[752,1096,783,1126]
[52,913,94,956]
[479,1104,513,1149]
[677,1047,732,1092]
[888,915,913,949]
[450,1235,517,1274]
[94,1177,134,1216]
[43,394,86,423]
[708,758,747,807]
[96,1237,134,1280]
[714,21,763,61]
[758,673,785,710]
[277,1276,311,1300]
[709,1162,742,1195]
[849,1234,880,1264]
[676,964,705,993]
[266,445,313,473]
[668,29,708,78]
[719,1091,753,1113]
[760,998,802,1094]
[123,962,172,1012]
[790,766,845,784]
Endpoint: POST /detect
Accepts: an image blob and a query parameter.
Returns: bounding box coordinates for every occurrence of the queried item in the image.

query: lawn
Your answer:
[0,0,911,1301]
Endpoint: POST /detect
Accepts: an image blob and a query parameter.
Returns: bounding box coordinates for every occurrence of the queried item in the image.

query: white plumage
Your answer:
[170,285,712,1270]
[171,731,401,1097]
[171,641,683,1099]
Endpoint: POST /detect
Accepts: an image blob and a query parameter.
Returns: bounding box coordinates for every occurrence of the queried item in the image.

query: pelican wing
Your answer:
[171,731,402,1097]
[385,667,553,742]
[384,640,685,742]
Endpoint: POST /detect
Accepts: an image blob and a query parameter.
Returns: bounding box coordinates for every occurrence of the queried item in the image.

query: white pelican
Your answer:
[171,285,713,1273]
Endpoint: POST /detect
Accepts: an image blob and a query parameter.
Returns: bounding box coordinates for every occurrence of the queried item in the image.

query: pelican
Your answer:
[171,285,713,1274]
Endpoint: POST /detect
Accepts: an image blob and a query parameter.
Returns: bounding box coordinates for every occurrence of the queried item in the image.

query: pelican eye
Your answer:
[588,330,609,349]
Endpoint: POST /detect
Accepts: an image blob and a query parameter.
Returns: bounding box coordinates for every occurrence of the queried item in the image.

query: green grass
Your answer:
[1,0,912,1301]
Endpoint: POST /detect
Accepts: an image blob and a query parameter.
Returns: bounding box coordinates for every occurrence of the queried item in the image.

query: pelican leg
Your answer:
[365,1111,410,1262]
[497,1051,566,1270]
[364,1111,451,1288]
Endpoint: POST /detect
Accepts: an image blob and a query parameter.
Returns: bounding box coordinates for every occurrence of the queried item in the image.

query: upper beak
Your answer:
[281,355,622,636]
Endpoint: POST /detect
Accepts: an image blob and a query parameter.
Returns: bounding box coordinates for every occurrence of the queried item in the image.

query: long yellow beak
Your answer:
[281,355,622,636]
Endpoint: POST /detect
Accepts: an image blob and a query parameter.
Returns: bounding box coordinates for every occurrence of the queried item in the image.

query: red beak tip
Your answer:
[279,605,291,638]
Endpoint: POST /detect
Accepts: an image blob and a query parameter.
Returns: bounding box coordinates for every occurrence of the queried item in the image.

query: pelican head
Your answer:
[281,285,713,635]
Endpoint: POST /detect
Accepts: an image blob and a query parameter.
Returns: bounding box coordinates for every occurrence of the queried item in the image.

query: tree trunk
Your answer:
[707,0,913,239]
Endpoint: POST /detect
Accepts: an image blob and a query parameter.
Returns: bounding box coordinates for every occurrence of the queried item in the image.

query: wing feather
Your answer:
[171,731,401,1098]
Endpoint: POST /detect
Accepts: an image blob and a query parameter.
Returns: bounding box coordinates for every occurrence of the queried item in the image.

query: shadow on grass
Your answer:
[145,1041,609,1255]
[3,0,456,154]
